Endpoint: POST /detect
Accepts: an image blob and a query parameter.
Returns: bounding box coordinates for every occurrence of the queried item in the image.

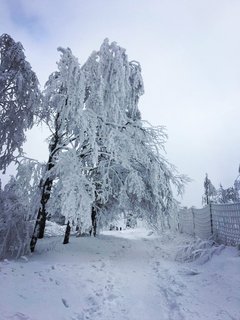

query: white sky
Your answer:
[1,0,240,208]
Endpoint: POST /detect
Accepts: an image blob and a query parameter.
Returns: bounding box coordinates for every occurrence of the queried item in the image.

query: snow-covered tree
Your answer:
[30,47,96,251]
[217,184,239,204]
[0,34,41,172]
[225,187,238,203]
[216,184,226,203]
[0,160,42,259]
[234,165,240,200]
[202,173,216,205]
[47,149,93,233]
[82,39,187,232]
[30,39,187,250]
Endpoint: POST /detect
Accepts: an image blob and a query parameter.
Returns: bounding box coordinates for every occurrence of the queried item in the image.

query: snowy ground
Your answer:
[0,228,240,320]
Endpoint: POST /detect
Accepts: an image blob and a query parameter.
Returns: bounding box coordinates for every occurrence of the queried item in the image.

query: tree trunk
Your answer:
[38,211,47,239]
[91,206,97,237]
[63,221,71,244]
[30,117,60,252]
[30,175,54,252]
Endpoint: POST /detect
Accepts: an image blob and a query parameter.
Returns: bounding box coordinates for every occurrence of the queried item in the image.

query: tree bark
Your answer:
[91,206,97,237]
[63,221,71,244]
[30,116,60,252]
[30,175,54,252]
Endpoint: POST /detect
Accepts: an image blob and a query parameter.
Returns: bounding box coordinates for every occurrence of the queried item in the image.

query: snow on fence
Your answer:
[193,206,212,240]
[178,208,194,235]
[179,203,240,246]
[211,203,240,246]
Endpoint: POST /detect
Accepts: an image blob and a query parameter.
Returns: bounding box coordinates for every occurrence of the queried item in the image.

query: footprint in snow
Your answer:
[71,312,85,320]
[95,291,102,297]
[178,268,200,276]
[11,312,30,319]
[87,296,98,305]
[62,298,69,308]
[107,293,118,302]
[147,231,154,236]
[84,296,100,315]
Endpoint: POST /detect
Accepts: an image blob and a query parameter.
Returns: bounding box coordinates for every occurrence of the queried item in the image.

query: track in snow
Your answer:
[0,229,239,320]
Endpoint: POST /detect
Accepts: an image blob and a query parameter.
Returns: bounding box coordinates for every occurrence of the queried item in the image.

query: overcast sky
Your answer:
[1,0,240,207]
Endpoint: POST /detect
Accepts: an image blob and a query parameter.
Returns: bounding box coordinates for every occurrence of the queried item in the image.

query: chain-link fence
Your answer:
[178,203,240,246]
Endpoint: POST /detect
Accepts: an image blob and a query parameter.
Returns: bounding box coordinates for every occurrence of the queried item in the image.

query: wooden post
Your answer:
[210,203,213,235]
[191,208,195,237]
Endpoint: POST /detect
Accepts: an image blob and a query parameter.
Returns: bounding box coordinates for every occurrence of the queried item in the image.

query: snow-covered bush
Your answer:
[175,237,225,264]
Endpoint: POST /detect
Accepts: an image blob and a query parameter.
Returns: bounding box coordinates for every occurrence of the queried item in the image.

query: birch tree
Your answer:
[82,39,187,232]
[30,47,96,251]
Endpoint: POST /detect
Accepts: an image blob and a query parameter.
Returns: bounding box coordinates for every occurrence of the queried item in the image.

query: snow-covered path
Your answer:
[0,229,240,320]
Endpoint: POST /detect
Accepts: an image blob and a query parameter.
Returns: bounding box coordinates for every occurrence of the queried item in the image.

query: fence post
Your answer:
[177,210,180,232]
[209,203,213,235]
[191,208,195,237]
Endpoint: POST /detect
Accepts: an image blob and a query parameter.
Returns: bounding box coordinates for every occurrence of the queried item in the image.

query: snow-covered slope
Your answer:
[0,228,239,320]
